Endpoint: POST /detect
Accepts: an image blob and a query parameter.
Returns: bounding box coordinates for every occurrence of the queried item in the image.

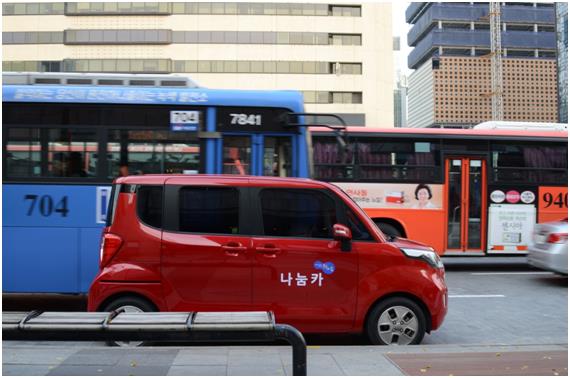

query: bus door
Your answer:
[445,157,487,253]
[221,134,293,177]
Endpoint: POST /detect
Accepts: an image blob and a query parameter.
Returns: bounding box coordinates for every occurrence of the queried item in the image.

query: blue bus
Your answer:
[3,72,310,294]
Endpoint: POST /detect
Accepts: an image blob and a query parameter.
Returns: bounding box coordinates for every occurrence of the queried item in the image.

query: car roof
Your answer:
[116,174,332,189]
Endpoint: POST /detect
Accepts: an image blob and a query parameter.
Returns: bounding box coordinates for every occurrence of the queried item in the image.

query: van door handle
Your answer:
[255,245,281,257]
[222,243,247,256]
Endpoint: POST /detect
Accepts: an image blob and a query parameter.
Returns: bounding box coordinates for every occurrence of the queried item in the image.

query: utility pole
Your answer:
[489,2,504,121]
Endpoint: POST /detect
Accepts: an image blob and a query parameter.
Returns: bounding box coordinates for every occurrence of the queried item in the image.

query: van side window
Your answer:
[346,208,374,241]
[260,189,337,238]
[137,185,163,228]
[179,187,239,234]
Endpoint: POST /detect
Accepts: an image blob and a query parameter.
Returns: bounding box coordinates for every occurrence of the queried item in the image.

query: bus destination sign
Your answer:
[170,110,201,132]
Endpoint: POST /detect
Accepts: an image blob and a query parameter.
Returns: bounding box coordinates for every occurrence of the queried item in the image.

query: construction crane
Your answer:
[489,2,503,121]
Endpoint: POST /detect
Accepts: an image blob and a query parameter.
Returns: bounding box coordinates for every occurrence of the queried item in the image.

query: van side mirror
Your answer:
[333,224,352,252]
[333,224,352,241]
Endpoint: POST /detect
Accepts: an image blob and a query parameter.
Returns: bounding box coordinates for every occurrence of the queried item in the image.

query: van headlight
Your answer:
[401,248,444,269]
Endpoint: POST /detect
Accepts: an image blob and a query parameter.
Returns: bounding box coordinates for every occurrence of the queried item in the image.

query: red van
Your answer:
[88,175,447,345]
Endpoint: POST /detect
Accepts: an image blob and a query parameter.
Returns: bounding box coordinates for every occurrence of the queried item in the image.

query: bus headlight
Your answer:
[401,248,444,269]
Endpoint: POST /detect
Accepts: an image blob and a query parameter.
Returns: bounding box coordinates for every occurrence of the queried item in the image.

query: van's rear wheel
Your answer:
[367,297,426,345]
[102,296,156,347]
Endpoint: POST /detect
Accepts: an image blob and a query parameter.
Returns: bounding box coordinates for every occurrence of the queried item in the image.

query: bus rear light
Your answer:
[99,233,123,268]
[546,233,568,244]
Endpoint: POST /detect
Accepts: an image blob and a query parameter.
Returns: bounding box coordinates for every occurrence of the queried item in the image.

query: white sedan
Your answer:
[528,219,568,275]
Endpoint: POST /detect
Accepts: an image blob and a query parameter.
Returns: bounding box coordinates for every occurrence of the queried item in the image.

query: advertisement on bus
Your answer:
[334,183,443,210]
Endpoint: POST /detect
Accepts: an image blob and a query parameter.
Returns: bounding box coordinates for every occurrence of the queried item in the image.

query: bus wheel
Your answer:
[102,296,156,347]
[376,222,402,238]
[366,297,426,345]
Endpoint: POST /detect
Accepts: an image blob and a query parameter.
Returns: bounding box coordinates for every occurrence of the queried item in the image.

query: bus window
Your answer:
[356,138,440,182]
[108,130,200,176]
[263,136,292,177]
[48,128,97,177]
[5,128,41,178]
[312,136,354,180]
[223,136,251,175]
[491,142,568,184]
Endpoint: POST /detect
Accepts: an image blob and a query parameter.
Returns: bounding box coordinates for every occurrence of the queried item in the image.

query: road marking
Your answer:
[471,272,555,275]
[448,294,505,298]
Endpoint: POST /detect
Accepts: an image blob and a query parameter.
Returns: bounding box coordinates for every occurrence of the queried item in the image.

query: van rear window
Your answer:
[137,186,163,228]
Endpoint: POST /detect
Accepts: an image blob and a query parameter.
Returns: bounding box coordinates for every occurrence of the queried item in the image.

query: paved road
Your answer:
[3,257,568,375]
[424,257,568,346]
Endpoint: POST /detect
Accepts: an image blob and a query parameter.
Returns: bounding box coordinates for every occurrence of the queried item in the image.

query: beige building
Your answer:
[2,2,395,127]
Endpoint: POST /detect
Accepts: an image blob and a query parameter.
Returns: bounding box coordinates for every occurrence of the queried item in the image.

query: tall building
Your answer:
[2,2,395,127]
[393,73,408,127]
[556,2,568,123]
[406,2,558,128]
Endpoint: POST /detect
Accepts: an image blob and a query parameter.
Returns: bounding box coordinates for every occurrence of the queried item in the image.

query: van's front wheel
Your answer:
[366,297,426,345]
[102,296,156,347]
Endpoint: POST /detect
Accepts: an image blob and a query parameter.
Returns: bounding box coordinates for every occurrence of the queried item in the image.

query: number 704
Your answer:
[24,195,69,217]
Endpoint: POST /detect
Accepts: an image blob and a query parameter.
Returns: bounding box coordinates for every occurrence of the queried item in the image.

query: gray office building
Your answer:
[406,2,558,128]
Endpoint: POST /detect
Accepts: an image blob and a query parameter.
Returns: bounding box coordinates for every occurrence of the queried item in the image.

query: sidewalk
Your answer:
[3,342,567,376]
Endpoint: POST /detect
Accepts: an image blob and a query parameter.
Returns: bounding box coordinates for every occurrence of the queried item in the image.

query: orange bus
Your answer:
[311,124,568,256]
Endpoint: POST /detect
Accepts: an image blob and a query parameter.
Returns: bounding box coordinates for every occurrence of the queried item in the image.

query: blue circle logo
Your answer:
[322,262,336,275]
[313,260,323,270]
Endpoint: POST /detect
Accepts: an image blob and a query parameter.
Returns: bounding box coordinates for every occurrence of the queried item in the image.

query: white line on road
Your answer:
[470,272,555,275]
[448,294,506,298]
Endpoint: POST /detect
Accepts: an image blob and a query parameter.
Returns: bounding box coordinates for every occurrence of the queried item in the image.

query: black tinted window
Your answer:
[260,189,337,238]
[491,142,568,184]
[179,187,239,234]
[137,186,163,228]
[346,208,373,241]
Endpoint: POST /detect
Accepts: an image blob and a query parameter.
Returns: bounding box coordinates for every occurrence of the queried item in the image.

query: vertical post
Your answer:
[490,2,503,121]
[205,107,218,173]
[274,324,307,376]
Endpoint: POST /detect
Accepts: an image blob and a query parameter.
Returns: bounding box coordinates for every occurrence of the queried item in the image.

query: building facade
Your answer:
[393,74,408,127]
[2,2,395,127]
[556,2,568,123]
[406,2,558,128]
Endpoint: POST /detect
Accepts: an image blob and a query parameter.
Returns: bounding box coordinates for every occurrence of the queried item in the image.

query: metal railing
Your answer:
[3,311,307,376]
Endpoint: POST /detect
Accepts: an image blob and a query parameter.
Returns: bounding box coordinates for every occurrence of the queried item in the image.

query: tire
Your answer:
[102,296,156,347]
[366,297,426,345]
[375,222,402,238]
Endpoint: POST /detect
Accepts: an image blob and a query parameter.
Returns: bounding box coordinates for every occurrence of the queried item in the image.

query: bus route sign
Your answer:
[170,110,201,132]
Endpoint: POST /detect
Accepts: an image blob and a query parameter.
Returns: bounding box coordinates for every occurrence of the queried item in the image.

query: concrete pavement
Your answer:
[3,341,567,376]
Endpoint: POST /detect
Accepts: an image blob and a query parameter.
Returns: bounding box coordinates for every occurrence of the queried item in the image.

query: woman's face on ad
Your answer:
[418,188,430,204]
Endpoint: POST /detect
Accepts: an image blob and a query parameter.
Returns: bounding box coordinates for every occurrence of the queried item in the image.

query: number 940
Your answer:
[543,192,568,209]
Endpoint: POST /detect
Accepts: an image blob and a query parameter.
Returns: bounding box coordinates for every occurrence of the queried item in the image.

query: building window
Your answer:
[330,5,361,17]
[3,32,64,44]
[303,91,363,104]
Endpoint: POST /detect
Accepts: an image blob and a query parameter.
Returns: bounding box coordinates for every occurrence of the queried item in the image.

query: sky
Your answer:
[392,1,413,78]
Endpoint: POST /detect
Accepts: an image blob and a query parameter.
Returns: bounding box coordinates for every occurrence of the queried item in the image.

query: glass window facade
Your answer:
[167,31,360,45]
[2,2,360,17]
